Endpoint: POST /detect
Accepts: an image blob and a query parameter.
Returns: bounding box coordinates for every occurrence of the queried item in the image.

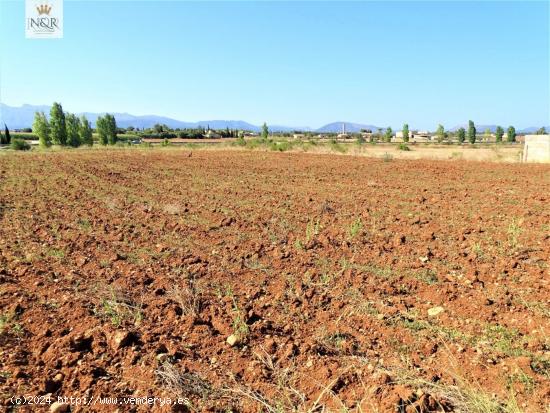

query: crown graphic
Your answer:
[36,4,52,15]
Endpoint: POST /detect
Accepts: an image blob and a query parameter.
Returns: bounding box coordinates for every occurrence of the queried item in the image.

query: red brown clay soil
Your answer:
[0,149,549,412]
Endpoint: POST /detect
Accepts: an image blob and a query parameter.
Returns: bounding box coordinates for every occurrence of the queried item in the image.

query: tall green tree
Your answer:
[436,124,446,143]
[96,116,108,145]
[33,112,51,148]
[467,120,476,144]
[457,127,466,144]
[79,115,93,146]
[402,124,409,142]
[96,114,118,145]
[384,127,393,142]
[49,102,67,145]
[261,122,269,140]
[495,126,504,143]
[536,126,546,135]
[66,113,81,147]
[106,114,118,145]
[507,126,516,143]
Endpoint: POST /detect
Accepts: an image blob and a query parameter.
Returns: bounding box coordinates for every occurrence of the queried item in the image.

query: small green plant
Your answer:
[507,218,523,249]
[161,138,171,147]
[414,269,439,285]
[397,143,410,151]
[382,152,393,162]
[11,138,31,151]
[472,242,484,259]
[348,217,363,239]
[0,313,23,337]
[77,219,91,231]
[94,285,142,327]
[11,323,24,337]
[305,218,321,243]
[231,298,249,339]
[46,248,65,259]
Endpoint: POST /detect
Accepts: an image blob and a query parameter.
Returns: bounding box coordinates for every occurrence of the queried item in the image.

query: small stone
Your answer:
[226,334,240,347]
[156,353,168,363]
[428,306,445,317]
[111,331,134,350]
[50,402,69,413]
[419,256,429,263]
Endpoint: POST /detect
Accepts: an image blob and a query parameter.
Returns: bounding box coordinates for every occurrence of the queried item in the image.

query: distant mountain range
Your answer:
[0,104,547,134]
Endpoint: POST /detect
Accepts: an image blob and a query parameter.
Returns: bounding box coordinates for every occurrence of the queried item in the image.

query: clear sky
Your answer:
[1,0,549,130]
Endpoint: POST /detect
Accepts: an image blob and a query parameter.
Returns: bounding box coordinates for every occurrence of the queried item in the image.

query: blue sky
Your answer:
[0,0,548,130]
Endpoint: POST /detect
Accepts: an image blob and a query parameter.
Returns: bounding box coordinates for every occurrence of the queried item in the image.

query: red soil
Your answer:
[0,150,548,412]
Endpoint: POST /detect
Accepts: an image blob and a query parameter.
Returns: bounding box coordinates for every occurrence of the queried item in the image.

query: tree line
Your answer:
[397,121,519,144]
[32,102,118,148]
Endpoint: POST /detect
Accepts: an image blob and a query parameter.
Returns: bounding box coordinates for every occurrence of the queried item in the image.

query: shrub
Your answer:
[12,133,37,141]
[11,139,31,151]
[397,143,410,151]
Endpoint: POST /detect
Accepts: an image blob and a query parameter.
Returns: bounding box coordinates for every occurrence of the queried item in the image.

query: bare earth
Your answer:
[0,149,548,412]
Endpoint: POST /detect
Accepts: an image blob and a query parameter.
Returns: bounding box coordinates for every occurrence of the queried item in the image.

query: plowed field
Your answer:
[1,149,549,412]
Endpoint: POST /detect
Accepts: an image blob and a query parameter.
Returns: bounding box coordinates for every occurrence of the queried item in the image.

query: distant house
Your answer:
[293,133,305,139]
[394,130,431,142]
[411,131,431,142]
[203,130,222,139]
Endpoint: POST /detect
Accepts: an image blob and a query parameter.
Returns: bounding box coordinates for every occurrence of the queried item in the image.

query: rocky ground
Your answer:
[0,149,548,412]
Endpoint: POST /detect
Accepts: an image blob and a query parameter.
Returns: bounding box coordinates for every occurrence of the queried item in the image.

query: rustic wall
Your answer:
[523,135,550,163]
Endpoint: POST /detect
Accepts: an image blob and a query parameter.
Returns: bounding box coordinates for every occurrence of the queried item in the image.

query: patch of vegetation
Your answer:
[482,324,528,357]
[507,218,523,250]
[507,370,535,393]
[231,298,250,339]
[45,248,65,259]
[93,285,143,327]
[329,138,347,153]
[413,268,439,285]
[295,217,321,249]
[10,138,31,151]
[348,217,363,239]
[397,143,410,151]
[393,365,523,413]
